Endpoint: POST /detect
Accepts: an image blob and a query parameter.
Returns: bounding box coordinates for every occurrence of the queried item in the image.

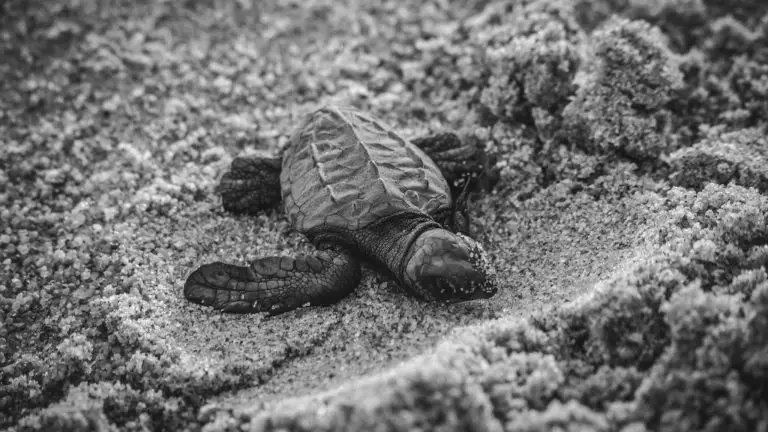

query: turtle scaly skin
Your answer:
[185,106,497,314]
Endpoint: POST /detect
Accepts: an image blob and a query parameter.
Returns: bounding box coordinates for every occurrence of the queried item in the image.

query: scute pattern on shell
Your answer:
[281,106,451,234]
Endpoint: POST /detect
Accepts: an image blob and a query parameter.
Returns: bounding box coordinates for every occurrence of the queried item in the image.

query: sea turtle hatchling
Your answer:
[184,106,498,314]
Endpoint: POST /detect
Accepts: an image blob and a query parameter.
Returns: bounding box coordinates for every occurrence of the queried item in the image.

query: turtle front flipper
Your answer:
[216,154,283,214]
[431,179,472,237]
[411,132,498,193]
[183,246,361,315]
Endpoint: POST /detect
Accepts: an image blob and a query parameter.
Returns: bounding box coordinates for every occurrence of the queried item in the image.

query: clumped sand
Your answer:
[1,0,768,431]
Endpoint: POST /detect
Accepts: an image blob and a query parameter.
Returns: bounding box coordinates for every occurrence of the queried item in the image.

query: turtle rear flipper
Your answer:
[216,155,282,214]
[184,246,361,315]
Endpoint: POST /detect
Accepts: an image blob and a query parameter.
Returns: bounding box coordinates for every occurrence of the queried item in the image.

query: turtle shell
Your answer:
[281,106,451,235]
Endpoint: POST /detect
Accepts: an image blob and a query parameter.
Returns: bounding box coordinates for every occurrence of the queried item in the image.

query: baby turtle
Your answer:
[185,106,497,314]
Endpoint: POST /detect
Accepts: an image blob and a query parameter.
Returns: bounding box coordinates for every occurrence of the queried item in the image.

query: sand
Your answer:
[2,0,767,431]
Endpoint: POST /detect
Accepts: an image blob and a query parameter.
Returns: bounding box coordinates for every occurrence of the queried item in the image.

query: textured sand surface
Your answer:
[2,0,768,431]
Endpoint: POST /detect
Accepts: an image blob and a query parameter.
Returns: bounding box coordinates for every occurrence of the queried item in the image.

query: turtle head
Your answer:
[403,229,497,302]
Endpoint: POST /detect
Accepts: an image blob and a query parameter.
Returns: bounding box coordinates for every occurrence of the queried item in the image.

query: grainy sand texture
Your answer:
[2,0,768,431]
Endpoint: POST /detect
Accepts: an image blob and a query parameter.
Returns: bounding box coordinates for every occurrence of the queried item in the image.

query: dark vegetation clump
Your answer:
[2,0,768,430]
